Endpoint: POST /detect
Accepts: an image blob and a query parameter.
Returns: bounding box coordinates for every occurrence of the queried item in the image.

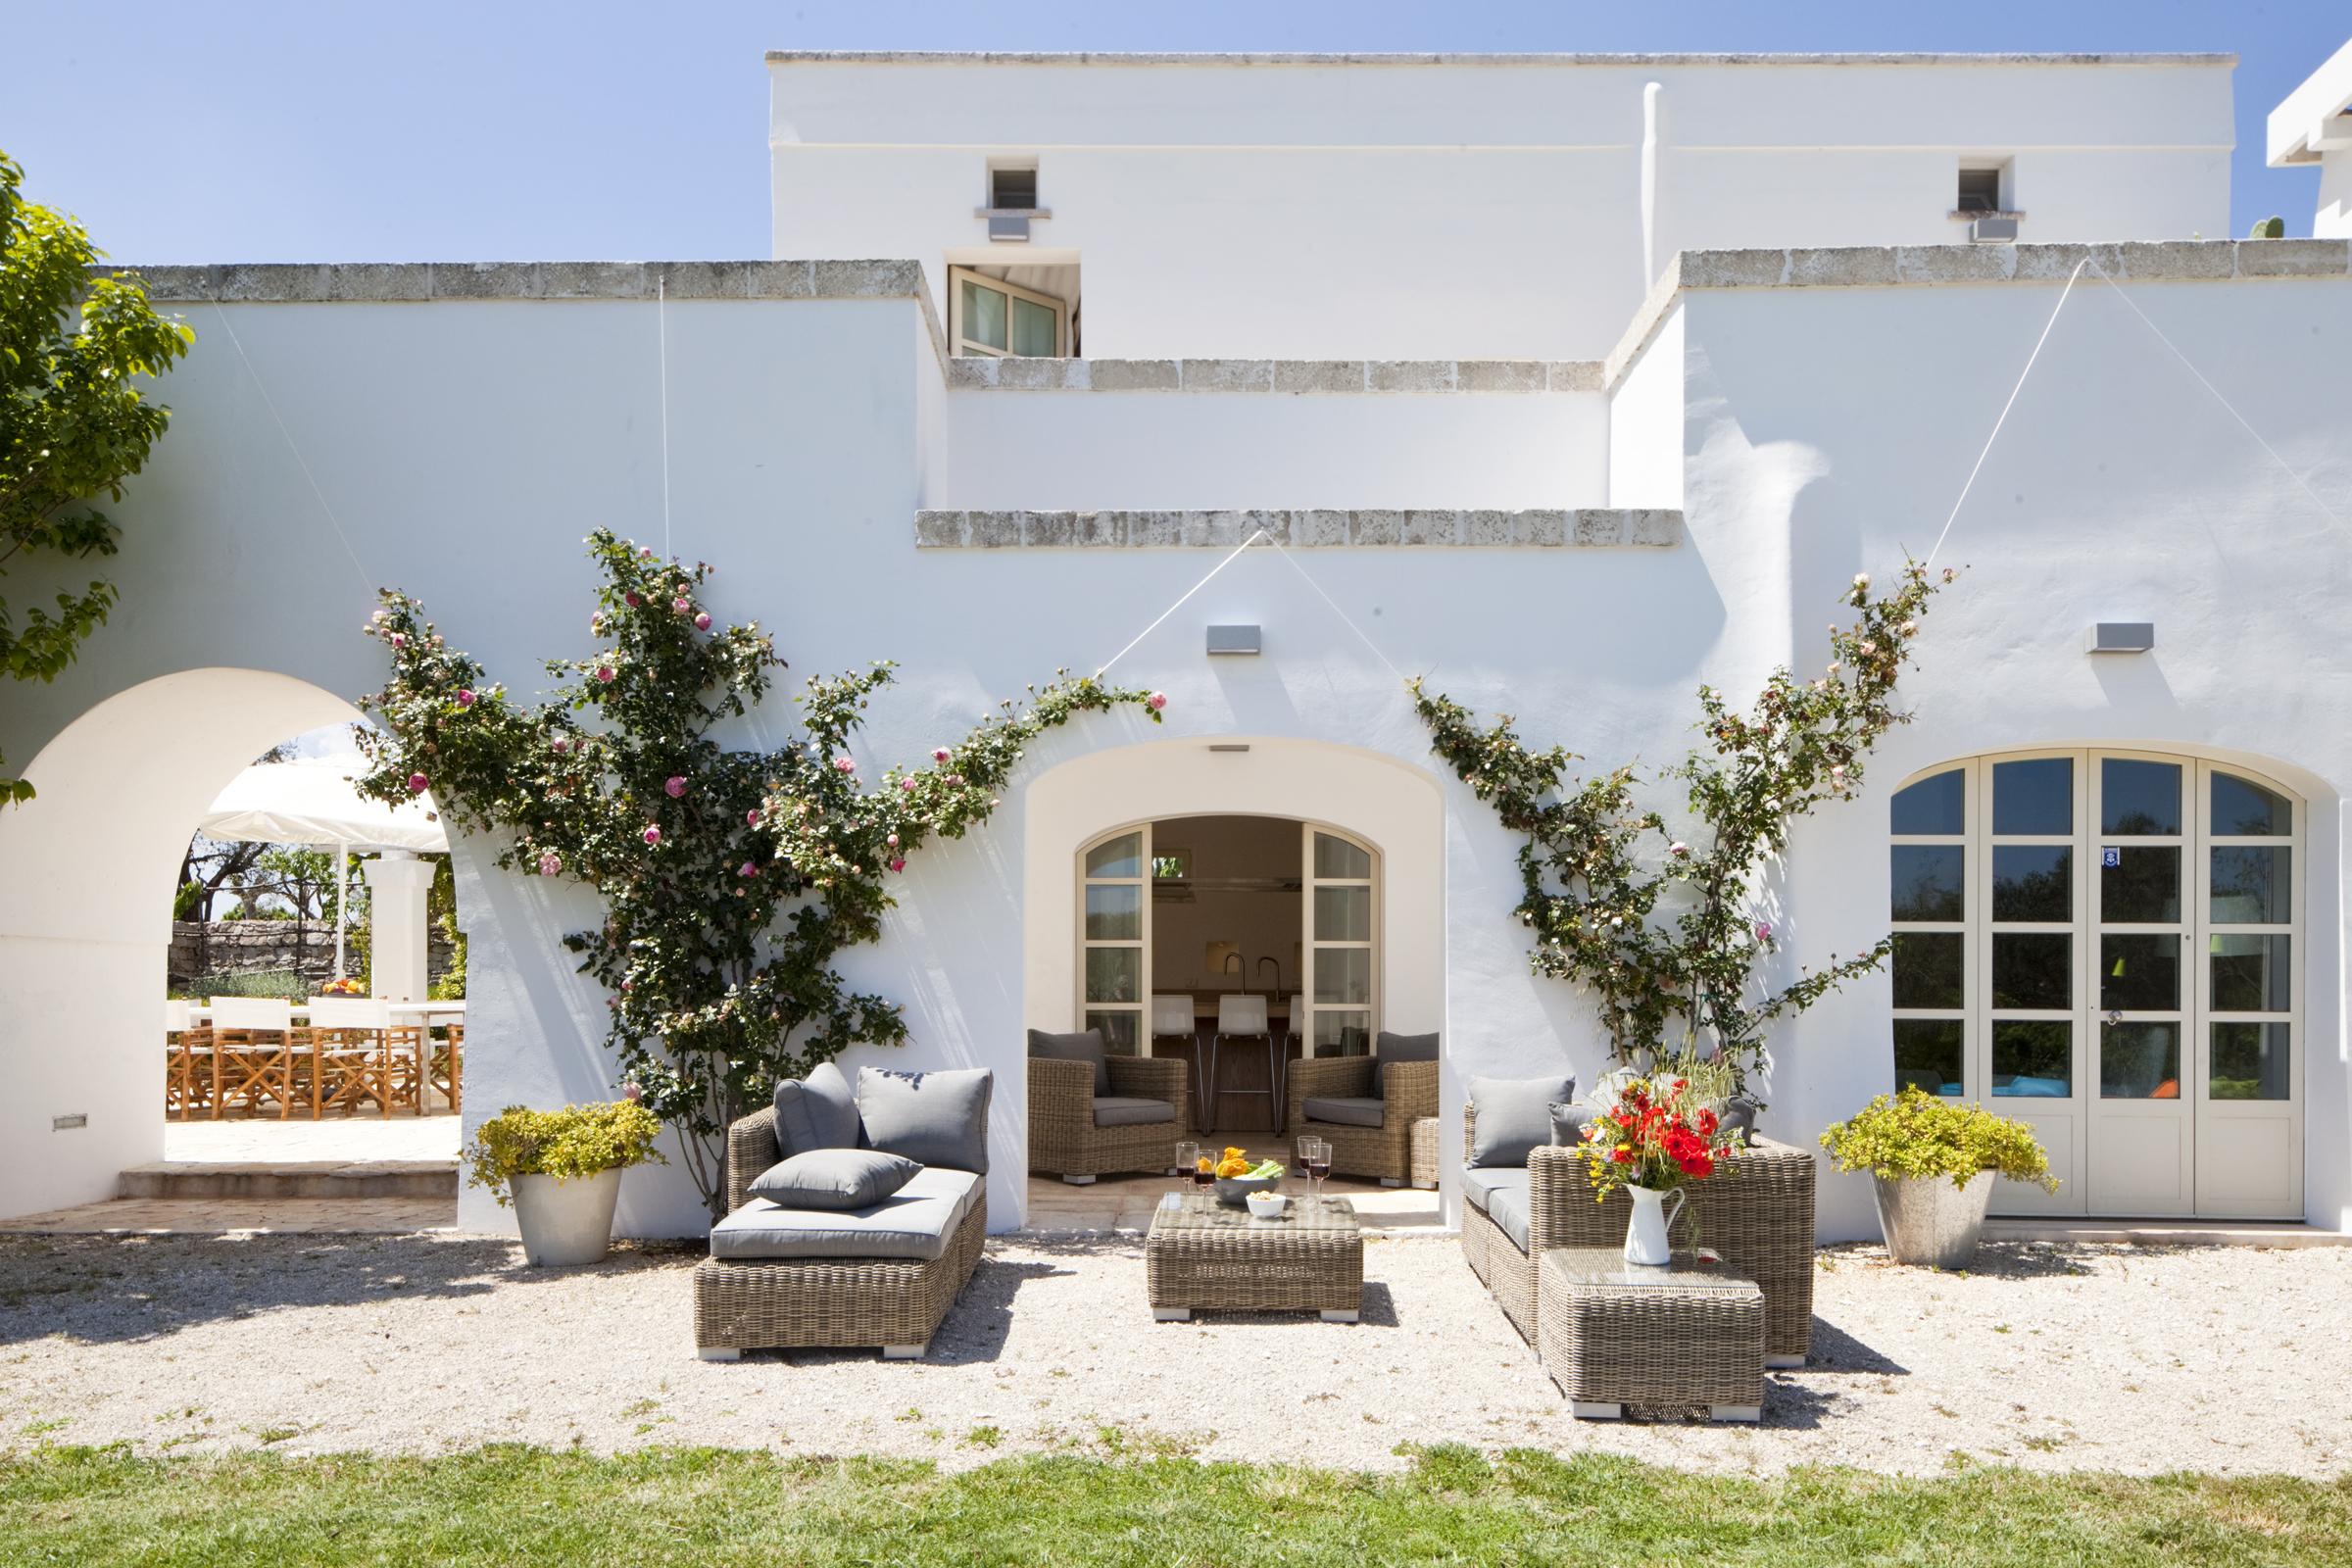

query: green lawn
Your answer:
[2,1443,2345,1566]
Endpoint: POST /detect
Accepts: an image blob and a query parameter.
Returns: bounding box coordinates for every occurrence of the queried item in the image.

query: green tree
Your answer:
[0,150,194,803]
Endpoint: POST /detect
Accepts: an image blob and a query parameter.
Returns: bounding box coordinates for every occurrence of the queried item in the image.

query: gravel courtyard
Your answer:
[2,1231,2344,1478]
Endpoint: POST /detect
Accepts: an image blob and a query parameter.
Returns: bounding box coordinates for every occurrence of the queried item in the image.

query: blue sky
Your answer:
[3,1,2343,260]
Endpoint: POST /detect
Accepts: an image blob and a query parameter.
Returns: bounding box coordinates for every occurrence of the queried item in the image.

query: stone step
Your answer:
[118,1160,458,1201]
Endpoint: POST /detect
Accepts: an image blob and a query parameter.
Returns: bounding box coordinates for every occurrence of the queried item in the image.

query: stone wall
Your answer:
[168,920,457,993]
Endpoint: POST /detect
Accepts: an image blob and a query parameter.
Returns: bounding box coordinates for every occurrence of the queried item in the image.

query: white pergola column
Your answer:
[362,852,435,1002]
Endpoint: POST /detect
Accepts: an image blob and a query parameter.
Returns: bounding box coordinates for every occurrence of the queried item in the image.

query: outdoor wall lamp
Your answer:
[2086,622,2155,655]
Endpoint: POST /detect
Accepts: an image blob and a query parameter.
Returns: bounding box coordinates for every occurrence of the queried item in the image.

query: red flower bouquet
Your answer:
[1575,1076,1741,1200]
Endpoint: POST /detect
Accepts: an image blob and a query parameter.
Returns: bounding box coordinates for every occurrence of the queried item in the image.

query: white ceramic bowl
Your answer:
[1245,1190,1289,1219]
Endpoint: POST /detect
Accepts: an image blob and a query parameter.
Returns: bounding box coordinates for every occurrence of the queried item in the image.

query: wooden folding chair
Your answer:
[427,1023,463,1113]
[307,996,400,1118]
[164,1000,215,1120]
[209,998,297,1118]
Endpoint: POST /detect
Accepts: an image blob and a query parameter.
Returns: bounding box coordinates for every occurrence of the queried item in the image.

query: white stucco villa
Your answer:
[3,45,2349,1245]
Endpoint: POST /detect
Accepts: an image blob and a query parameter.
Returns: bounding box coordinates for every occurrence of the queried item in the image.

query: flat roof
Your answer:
[2269,37,2352,166]
[765,50,2235,69]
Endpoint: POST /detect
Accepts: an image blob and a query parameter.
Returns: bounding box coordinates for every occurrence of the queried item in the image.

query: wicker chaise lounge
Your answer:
[1459,1104,1817,1366]
[1283,1047,1439,1188]
[1028,1046,1193,1184]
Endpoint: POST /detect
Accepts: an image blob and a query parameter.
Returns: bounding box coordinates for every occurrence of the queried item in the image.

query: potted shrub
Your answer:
[467,1099,665,1266]
[1819,1088,2056,1268]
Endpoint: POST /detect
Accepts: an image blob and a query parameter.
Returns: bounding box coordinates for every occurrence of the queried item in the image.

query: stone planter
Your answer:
[1871,1169,1995,1269]
[510,1168,623,1267]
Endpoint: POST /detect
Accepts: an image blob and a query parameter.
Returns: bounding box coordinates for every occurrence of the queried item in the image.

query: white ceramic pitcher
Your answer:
[1623,1183,1685,1266]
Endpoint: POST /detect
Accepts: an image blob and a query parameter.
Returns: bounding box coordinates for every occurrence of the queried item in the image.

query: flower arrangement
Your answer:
[465,1100,666,1207]
[1819,1089,2057,1193]
[1209,1147,1284,1180]
[1574,1075,1741,1200]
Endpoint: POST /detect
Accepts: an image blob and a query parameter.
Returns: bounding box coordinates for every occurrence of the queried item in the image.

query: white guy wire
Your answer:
[209,305,377,596]
[1263,535,1412,684]
[1096,528,1271,676]
[1924,259,2087,567]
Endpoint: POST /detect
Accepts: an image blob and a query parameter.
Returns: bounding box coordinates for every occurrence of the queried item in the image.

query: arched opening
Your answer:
[0,669,462,1225]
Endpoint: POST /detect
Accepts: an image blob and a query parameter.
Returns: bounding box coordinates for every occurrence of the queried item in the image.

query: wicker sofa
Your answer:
[1028,1054,1193,1183]
[1458,1105,1817,1366]
[691,1102,986,1361]
[1283,1055,1440,1187]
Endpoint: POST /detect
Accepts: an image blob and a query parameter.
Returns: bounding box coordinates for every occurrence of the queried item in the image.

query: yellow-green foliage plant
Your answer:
[1819,1088,2057,1192]
[466,1100,666,1206]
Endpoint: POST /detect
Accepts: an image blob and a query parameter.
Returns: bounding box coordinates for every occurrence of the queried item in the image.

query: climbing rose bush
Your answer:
[1411,563,1955,1095]
[356,528,1158,1215]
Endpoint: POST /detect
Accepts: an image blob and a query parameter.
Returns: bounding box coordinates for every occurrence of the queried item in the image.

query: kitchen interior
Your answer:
[1150,815,1304,1135]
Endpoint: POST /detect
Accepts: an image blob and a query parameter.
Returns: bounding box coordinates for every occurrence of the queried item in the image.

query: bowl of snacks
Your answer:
[1209,1146,1286,1206]
[1244,1189,1289,1219]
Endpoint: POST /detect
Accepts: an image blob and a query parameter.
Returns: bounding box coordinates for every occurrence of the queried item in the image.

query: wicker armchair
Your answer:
[1028,1054,1193,1183]
[1459,1106,1817,1366]
[690,1104,987,1360]
[1284,1056,1439,1187]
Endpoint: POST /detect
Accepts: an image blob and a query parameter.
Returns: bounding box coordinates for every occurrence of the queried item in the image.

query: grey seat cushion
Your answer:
[772,1059,861,1158]
[857,1066,993,1175]
[1485,1182,1533,1255]
[710,1167,982,1262]
[1028,1027,1109,1097]
[747,1148,920,1211]
[1300,1096,1384,1129]
[1547,1102,1602,1147]
[1467,1074,1577,1167]
[1458,1165,1528,1216]
[1091,1096,1175,1129]
[1372,1030,1440,1094]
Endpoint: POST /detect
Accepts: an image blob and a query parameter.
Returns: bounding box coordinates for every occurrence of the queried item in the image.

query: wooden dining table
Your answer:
[182,1000,465,1116]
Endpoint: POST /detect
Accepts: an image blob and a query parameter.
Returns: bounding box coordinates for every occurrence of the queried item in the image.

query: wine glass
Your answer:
[1175,1141,1199,1204]
[1305,1137,1332,1205]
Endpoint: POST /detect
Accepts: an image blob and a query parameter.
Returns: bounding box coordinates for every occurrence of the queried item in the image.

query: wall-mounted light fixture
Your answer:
[1206,624,1260,656]
[2086,622,2155,655]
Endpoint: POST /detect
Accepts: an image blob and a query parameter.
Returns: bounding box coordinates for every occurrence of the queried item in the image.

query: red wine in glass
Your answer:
[1190,1164,1215,1190]
[1306,1152,1330,1200]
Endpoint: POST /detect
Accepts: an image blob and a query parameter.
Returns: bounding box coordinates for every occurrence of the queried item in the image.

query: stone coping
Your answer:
[766,50,2234,69]
[128,259,923,304]
[945,357,1601,393]
[914,508,1681,550]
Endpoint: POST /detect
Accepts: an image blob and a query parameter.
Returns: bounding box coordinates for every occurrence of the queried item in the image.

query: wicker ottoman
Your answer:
[1537,1248,1764,1422]
[1409,1116,1439,1190]
[1147,1192,1362,1322]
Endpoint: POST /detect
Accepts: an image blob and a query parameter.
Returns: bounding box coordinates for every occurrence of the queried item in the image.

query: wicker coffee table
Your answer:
[1537,1248,1764,1422]
[1146,1192,1363,1322]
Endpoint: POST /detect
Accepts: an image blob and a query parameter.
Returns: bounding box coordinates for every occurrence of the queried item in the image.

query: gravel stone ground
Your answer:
[1,1231,2344,1477]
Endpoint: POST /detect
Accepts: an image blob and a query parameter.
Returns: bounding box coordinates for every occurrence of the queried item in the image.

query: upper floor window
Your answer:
[988,165,1039,212]
[1956,164,2008,214]
[950,265,1069,358]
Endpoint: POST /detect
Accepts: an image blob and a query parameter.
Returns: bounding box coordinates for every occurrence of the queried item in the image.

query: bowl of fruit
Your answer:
[1208,1147,1286,1207]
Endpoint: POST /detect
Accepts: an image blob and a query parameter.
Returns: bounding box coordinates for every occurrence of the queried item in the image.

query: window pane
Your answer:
[1313,833,1372,879]
[2211,847,2290,925]
[2210,935,2290,1012]
[2212,773,2291,837]
[2100,846,2180,924]
[1892,1018,1964,1097]
[1313,948,1370,1006]
[1085,883,1141,941]
[1313,1010,1371,1056]
[1991,932,2070,1009]
[1086,1009,1140,1056]
[1890,845,1964,922]
[1085,833,1143,879]
[2210,1022,2290,1101]
[1890,769,1964,836]
[2101,759,2181,836]
[1992,845,2071,923]
[2100,934,2180,1012]
[2099,1021,2180,1099]
[1010,296,1059,357]
[959,278,1007,350]
[1084,947,1140,1004]
[1314,885,1371,942]
[1992,758,2072,835]
[1992,1020,2072,1096]
[1891,931,1964,1009]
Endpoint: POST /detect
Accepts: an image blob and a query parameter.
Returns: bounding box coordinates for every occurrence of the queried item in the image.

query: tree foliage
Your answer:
[354,529,1158,1214]
[1412,564,1955,1094]
[0,150,194,803]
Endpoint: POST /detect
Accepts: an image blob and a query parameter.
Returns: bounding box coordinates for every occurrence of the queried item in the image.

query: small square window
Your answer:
[989,166,1038,211]
[1957,166,2005,213]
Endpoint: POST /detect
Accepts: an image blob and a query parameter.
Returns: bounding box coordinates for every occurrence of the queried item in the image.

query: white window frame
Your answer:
[948,265,1068,359]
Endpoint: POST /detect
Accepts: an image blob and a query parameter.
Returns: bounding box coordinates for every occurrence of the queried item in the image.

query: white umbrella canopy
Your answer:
[200,760,448,853]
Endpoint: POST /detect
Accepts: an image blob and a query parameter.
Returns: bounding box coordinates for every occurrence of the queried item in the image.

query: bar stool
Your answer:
[1208,994,1279,1135]
[1151,994,1197,1124]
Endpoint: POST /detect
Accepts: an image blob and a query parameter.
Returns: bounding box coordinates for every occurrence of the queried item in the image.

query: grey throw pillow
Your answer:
[1467,1073,1576,1167]
[1706,1097,1760,1142]
[1027,1027,1109,1097]
[1372,1030,1440,1094]
[857,1066,994,1175]
[747,1148,920,1211]
[772,1059,860,1158]
[1548,1101,1601,1147]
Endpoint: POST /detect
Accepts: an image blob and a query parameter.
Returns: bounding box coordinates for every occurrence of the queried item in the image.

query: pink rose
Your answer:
[638,546,654,558]
[739,861,758,878]
[552,737,570,754]
[889,858,906,872]
[538,851,562,877]
[389,633,406,649]
[899,777,915,792]
[1147,692,1167,710]
[947,773,963,786]
[621,1081,644,1102]
[1754,922,1773,942]
[932,748,951,763]
[664,776,686,799]
[672,597,691,613]
[745,808,760,826]
[832,757,856,773]
[624,592,641,608]
[596,665,615,683]
[456,689,475,708]
[694,612,712,631]
[406,773,428,794]
[885,833,899,848]
[643,825,662,846]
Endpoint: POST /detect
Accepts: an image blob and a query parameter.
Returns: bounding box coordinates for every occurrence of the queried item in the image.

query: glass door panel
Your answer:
[1300,826,1377,1058]
[1979,754,2082,1214]
[2086,755,2190,1215]
[1079,826,1149,1056]
[1888,766,1970,1099]
[2194,764,2302,1217]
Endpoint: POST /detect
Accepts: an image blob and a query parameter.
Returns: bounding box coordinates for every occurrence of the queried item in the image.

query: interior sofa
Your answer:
[692,1062,990,1361]
[1283,1030,1440,1187]
[1027,1028,1191,1183]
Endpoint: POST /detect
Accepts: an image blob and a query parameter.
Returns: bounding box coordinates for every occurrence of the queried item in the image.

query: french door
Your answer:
[1888,752,2303,1219]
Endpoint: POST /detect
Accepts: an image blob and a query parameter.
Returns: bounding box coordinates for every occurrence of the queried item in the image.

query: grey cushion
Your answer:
[1707,1097,1761,1141]
[772,1059,860,1158]
[1458,1165,1529,1216]
[747,1148,919,1211]
[857,1065,993,1175]
[1091,1096,1175,1129]
[1547,1101,1602,1147]
[710,1167,982,1262]
[1028,1027,1109,1097]
[1467,1074,1576,1167]
[1485,1183,1533,1255]
[1372,1030,1440,1094]
[1300,1096,1385,1129]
